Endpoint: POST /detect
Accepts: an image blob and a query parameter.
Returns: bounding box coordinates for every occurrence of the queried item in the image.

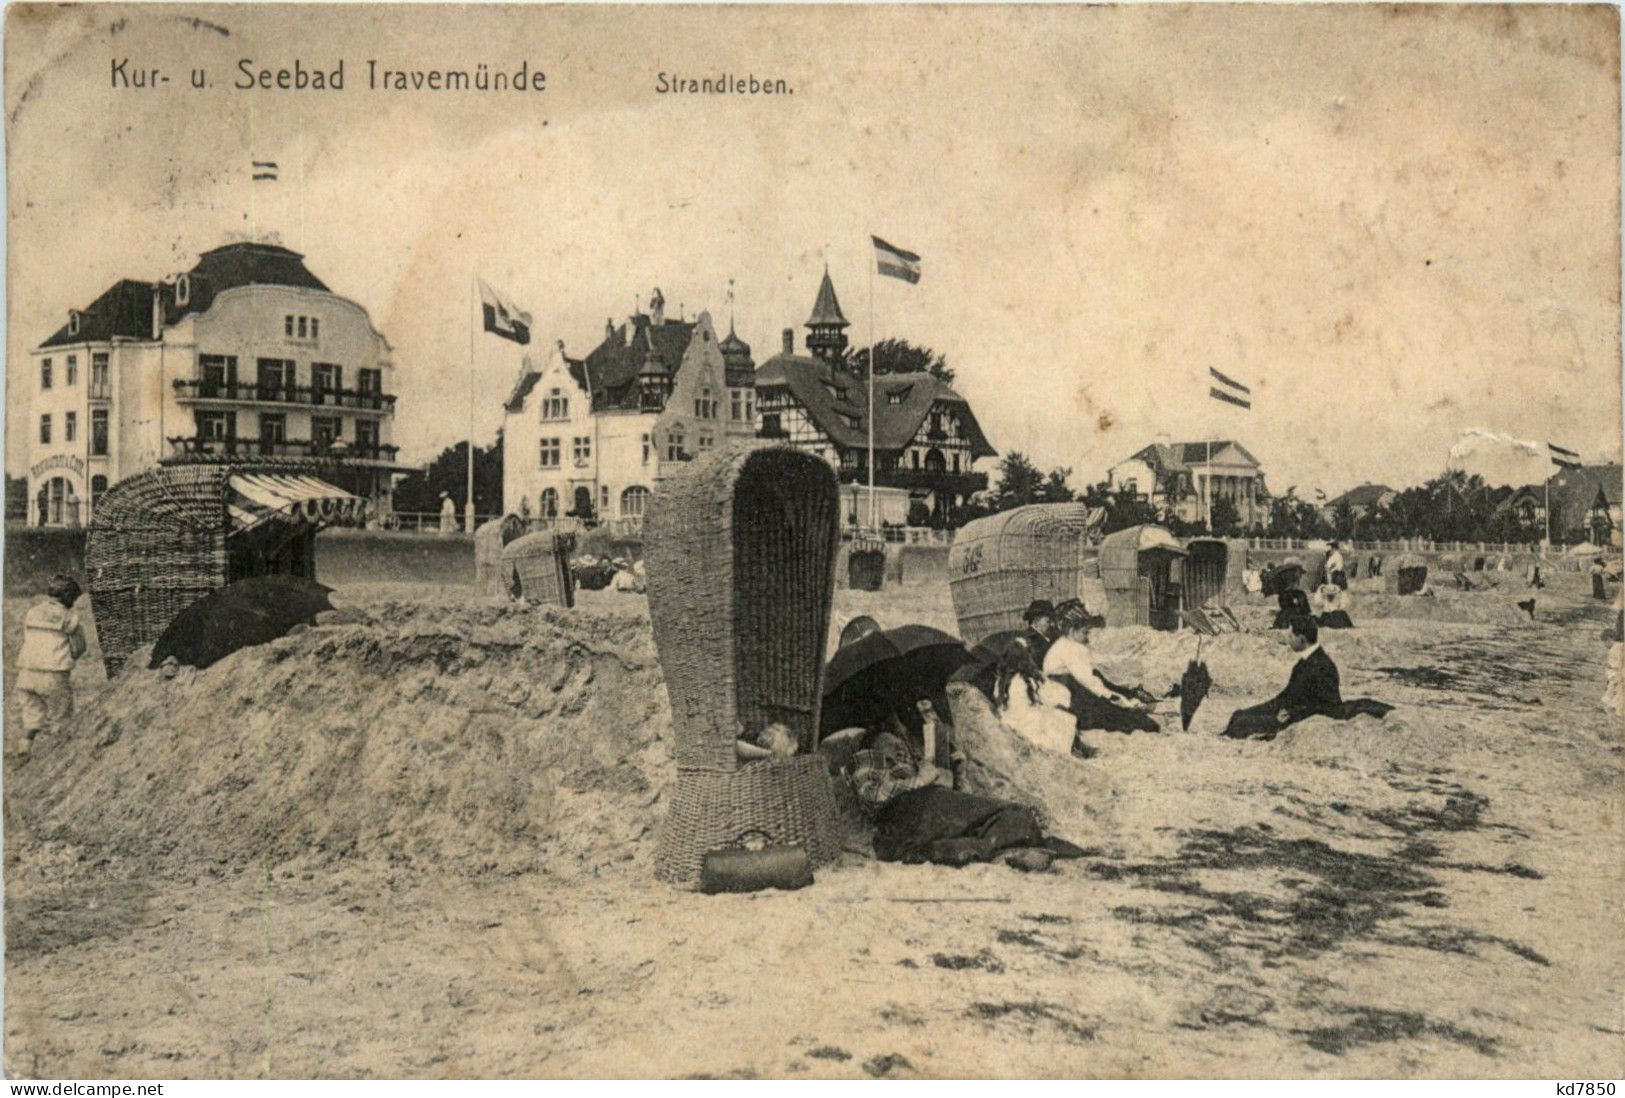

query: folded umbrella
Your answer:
[1179,639,1213,732]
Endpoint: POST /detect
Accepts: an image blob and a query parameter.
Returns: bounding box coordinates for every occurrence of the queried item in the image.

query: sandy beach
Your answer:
[2,578,1620,1079]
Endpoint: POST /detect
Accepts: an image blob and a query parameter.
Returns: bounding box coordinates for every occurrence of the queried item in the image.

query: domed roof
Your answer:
[719,323,752,358]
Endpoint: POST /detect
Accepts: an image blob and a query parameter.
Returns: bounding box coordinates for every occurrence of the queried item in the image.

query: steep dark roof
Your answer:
[39,242,333,348]
[572,315,697,409]
[169,242,329,322]
[806,270,849,329]
[755,355,995,459]
[1328,483,1394,509]
[1551,464,1623,533]
[39,279,160,348]
[719,323,755,387]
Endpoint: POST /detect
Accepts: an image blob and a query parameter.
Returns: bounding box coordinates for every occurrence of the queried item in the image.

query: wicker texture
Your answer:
[501,530,576,607]
[85,461,336,676]
[948,504,1100,646]
[644,444,842,888]
[653,755,842,887]
[1099,523,1188,629]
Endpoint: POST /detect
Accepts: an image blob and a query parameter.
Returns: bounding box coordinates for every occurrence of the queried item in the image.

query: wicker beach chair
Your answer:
[86,460,364,676]
[501,530,576,607]
[644,444,844,888]
[474,517,525,597]
[948,503,1104,646]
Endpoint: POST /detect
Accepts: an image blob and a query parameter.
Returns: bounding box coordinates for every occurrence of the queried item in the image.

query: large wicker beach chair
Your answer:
[86,461,365,676]
[644,445,844,888]
[474,517,527,597]
[948,503,1104,646]
[501,530,576,607]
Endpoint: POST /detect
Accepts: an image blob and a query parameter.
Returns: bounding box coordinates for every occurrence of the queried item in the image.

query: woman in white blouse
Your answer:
[993,640,1083,756]
[1042,600,1160,733]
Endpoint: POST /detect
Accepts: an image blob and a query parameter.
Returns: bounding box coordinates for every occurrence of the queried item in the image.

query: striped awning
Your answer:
[228,473,366,533]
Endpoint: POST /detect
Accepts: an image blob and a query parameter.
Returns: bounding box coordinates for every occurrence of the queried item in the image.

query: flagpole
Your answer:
[867,242,877,534]
[468,277,477,534]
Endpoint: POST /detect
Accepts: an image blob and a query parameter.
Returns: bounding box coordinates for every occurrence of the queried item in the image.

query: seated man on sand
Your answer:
[1222,616,1392,740]
[1042,600,1160,734]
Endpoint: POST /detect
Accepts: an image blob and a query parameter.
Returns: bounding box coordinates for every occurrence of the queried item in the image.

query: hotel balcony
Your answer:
[172,379,397,416]
[165,435,406,468]
[840,465,989,494]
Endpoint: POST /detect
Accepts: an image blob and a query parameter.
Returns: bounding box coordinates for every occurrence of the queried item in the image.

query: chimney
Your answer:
[782,328,794,355]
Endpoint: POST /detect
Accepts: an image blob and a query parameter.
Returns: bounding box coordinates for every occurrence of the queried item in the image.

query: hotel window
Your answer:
[257,358,295,397]
[358,368,381,394]
[912,450,920,469]
[298,317,308,339]
[41,359,52,390]
[310,318,319,340]
[621,485,650,517]
[952,453,961,473]
[694,387,718,419]
[731,391,743,421]
[259,413,287,443]
[39,415,51,444]
[66,355,78,386]
[666,430,685,462]
[888,391,905,405]
[313,363,343,403]
[65,412,77,443]
[311,416,342,449]
[539,438,561,468]
[698,431,714,451]
[201,354,236,395]
[572,436,592,465]
[542,388,569,421]
[285,315,295,337]
[355,419,379,450]
[90,411,108,457]
[599,485,610,512]
[641,434,651,465]
[91,353,110,397]
[539,487,558,517]
[745,392,755,421]
[195,411,229,441]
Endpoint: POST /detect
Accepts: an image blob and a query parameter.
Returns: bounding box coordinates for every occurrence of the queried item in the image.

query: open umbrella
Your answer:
[149,574,335,670]
[821,624,973,734]
[1178,638,1213,732]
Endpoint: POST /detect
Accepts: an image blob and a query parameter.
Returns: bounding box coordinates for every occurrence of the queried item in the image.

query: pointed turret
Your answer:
[805,268,850,364]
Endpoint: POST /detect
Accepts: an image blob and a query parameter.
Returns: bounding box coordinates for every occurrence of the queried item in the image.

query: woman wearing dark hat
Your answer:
[1021,599,1058,664]
[1041,599,1160,734]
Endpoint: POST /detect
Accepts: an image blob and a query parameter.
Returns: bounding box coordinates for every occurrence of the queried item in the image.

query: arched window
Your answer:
[924,448,947,473]
[620,485,650,517]
[539,487,558,518]
[175,274,191,307]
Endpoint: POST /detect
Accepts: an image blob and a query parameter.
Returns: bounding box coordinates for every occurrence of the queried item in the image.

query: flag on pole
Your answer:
[1548,442,1582,470]
[478,279,532,345]
[252,160,279,181]
[872,236,922,284]
[1209,367,1251,409]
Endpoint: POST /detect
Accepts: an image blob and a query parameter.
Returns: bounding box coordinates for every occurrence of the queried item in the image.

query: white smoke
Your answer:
[1446,428,1548,487]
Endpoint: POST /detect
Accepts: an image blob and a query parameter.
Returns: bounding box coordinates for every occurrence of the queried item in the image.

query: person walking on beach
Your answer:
[11,574,88,759]
[1043,599,1160,733]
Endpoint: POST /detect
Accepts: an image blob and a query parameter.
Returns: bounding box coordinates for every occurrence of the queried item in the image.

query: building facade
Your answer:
[1108,440,1266,528]
[752,271,995,528]
[24,241,406,526]
[1321,483,1396,525]
[501,291,755,528]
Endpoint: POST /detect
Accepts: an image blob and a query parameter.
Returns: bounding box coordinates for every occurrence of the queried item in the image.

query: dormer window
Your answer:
[887,391,905,405]
[67,311,80,336]
[174,275,191,308]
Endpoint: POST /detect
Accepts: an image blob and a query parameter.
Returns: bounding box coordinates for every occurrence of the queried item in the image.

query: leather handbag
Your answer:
[699,829,814,894]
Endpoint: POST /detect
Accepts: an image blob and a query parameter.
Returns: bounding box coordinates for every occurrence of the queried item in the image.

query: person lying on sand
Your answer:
[1042,600,1160,734]
[843,728,1084,871]
[1222,616,1392,740]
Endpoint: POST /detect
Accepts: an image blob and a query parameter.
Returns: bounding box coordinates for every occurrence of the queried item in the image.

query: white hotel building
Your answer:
[24,241,409,526]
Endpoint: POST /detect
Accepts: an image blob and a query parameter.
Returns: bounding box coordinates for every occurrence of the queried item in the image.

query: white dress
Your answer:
[999,678,1077,755]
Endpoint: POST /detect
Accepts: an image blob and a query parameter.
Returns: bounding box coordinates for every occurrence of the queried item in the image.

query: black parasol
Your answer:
[149,574,335,670]
[1179,638,1213,732]
[821,624,974,734]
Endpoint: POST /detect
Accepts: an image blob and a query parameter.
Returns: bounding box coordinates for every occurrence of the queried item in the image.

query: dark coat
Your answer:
[1223,647,1344,739]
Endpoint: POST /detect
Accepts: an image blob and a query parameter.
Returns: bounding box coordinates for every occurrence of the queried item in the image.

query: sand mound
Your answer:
[11,601,673,879]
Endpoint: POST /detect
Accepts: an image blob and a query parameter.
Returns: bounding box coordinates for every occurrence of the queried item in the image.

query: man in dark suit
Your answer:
[1224,616,1342,740]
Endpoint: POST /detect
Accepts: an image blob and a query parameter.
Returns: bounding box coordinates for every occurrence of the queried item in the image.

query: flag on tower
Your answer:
[872,236,922,284]
[252,160,279,181]
[478,280,532,345]
[1548,441,1582,470]
[1209,367,1252,409]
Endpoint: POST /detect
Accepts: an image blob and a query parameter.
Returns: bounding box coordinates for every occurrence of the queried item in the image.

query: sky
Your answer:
[5,3,1621,495]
